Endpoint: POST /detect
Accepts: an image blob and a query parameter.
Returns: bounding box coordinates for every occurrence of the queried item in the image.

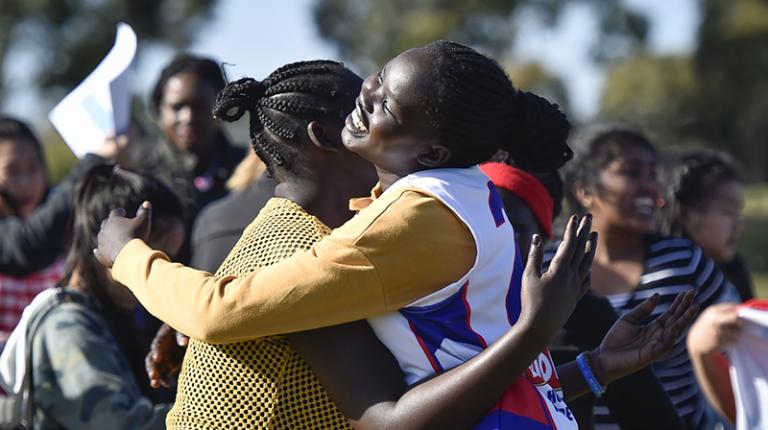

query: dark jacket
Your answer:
[190,173,274,272]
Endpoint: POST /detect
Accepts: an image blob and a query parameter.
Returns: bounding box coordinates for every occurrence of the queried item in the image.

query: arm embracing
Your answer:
[112,238,388,343]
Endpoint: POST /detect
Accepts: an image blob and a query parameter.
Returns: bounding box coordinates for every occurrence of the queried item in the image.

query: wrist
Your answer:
[588,348,610,386]
[577,351,607,397]
[516,312,556,353]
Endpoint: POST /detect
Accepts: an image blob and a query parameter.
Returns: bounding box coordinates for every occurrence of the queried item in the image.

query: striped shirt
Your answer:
[544,236,740,430]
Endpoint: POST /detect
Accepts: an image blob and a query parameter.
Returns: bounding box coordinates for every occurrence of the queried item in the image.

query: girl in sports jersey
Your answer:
[559,125,740,429]
[96,42,695,429]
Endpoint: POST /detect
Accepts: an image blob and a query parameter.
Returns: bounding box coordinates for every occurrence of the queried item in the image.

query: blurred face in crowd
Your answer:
[577,141,662,235]
[682,179,744,263]
[0,138,46,218]
[158,72,219,158]
[107,216,185,311]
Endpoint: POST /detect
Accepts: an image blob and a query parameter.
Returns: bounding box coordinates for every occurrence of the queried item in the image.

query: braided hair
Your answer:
[212,60,361,175]
[151,54,226,111]
[660,151,742,236]
[422,41,572,172]
[563,124,657,215]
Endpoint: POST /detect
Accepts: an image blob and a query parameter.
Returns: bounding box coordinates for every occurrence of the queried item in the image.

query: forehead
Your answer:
[0,138,39,162]
[162,73,217,103]
[711,179,744,205]
[383,48,435,107]
[604,141,656,166]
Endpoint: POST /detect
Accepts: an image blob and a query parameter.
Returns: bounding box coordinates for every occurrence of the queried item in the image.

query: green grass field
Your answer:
[741,185,768,298]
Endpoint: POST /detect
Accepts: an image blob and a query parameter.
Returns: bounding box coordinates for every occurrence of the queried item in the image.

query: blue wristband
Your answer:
[577,352,606,397]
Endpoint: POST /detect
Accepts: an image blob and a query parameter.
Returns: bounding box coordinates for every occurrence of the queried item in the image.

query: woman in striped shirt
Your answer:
[555,125,740,429]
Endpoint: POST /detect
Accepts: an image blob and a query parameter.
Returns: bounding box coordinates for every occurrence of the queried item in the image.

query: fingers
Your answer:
[134,201,153,241]
[622,293,661,325]
[651,292,698,347]
[524,234,544,280]
[145,352,164,389]
[578,231,598,283]
[571,214,593,269]
[668,305,698,342]
[550,215,578,268]
[136,201,152,219]
[653,291,688,327]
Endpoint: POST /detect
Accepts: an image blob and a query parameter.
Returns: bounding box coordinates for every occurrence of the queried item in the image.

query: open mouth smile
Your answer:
[345,97,369,136]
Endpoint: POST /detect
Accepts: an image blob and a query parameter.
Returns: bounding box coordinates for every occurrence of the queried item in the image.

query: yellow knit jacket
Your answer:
[166,198,350,429]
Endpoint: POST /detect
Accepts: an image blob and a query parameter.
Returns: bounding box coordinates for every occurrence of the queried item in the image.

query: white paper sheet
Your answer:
[49,23,137,158]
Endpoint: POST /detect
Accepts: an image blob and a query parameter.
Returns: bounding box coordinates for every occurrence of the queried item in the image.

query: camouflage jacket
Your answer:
[29,290,169,429]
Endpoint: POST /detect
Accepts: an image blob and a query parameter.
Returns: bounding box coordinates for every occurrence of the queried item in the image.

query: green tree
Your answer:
[599,0,768,180]
[693,0,768,180]
[312,0,649,74]
[599,54,698,148]
[0,0,217,105]
[506,62,570,114]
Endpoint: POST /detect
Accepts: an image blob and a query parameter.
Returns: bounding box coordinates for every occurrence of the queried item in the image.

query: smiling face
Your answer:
[0,138,46,218]
[341,47,444,176]
[682,179,744,263]
[158,72,219,158]
[580,141,662,235]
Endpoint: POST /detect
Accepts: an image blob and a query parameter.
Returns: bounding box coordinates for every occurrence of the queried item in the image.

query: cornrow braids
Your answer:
[423,41,572,173]
[212,60,362,175]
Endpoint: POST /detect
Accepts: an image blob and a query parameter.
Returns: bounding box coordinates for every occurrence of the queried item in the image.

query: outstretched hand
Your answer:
[592,291,698,384]
[94,201,152,268]
[520,214,597,341]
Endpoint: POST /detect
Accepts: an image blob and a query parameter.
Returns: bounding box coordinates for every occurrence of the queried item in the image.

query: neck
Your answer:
[274,167,374,228]
[376,167,405,192]
[193,135,221,176]
[67,270,84,291]
[592,217,647,264]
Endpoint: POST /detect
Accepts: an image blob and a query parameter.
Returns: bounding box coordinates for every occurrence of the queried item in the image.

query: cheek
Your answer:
[689,213,733,250]
[30,169,47,195]
[158,109,177,137]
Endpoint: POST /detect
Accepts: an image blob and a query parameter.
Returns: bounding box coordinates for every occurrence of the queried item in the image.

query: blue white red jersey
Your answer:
[367,166,577,430]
